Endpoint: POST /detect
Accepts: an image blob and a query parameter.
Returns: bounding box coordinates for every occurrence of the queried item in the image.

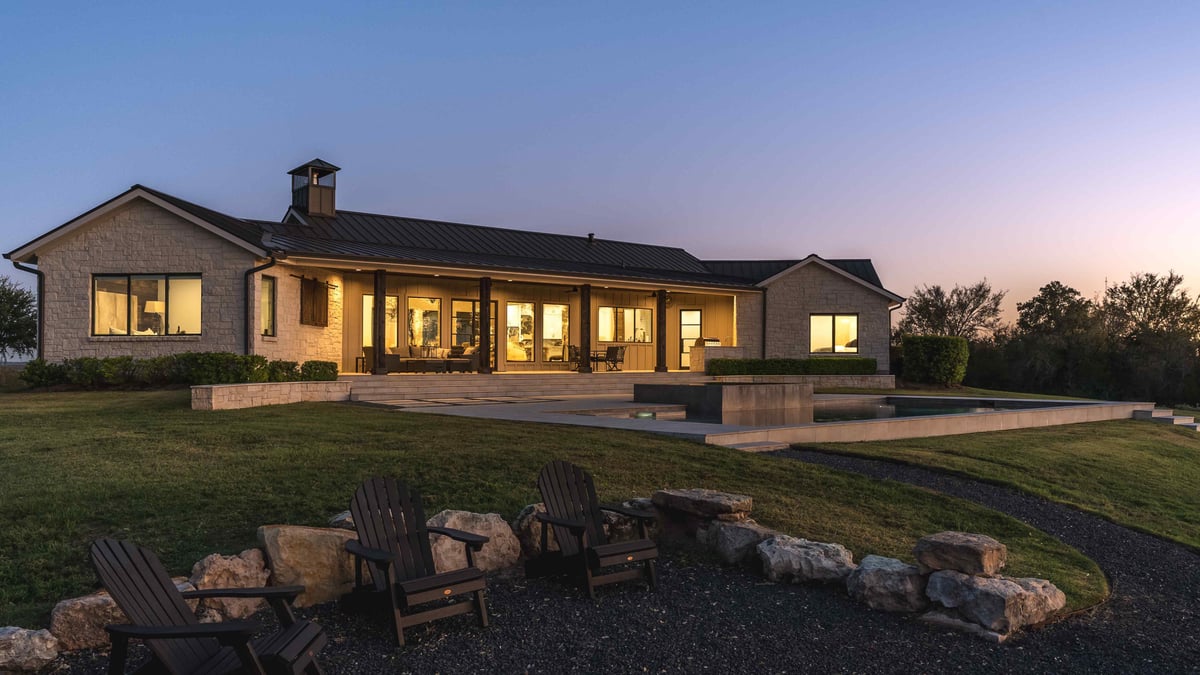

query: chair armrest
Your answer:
[346,539,396,564]
[535,512,587,533]
[105,620,259,644]
[428,526,489,550]
[181,586,304,601]
[599,503,656,521]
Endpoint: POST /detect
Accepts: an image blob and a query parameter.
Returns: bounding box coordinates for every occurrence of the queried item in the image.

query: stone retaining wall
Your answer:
[712,374,895,389]
[191,381,351,411]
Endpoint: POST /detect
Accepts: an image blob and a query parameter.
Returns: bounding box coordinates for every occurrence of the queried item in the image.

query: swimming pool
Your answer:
[814,397,1072,423]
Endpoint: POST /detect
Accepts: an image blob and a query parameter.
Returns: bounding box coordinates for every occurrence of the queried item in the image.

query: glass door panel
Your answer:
[542,303,569,362]
[680,309,702,370]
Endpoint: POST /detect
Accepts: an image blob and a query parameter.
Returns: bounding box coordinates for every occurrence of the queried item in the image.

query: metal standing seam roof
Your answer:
[702,258,887,289]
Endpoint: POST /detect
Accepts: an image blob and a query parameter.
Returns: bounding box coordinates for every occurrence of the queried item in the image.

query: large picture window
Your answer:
[92,274,201,336]
[362,294,400,350]
[810,314,858,353]
[261,276,276,337]
[407,297,441,347]
[452,299,498,369]
[597,306,652,343]
[542,303,569,362]
[506,302,535,362]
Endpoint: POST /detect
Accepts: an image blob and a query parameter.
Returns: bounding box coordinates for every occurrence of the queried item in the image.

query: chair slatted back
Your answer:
[350,477,437,588]
[90,539,217,673]
[537,461,608,558]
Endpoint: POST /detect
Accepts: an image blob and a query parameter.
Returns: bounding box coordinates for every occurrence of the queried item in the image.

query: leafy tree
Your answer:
[1102,271,1200,340]
[1016,281,1095,334]
[1010,282,1107,396]
[0,276,37,363]
[897,280,1007,341]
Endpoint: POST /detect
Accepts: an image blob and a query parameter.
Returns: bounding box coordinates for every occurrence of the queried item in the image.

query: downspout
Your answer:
[244,253,282,355]
[11,261,44,360]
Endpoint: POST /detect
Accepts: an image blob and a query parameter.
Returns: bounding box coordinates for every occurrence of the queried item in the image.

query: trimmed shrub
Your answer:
[706,357,877,376]
[18,359,68,388]
[300,360,339,381]
[268,360,300,382]
[901,335,969,386]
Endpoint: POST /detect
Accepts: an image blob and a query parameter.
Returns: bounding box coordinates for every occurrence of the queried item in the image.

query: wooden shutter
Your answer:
[300,277,329,327]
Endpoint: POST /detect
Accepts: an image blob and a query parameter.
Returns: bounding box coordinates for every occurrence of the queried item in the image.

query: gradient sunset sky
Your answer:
[3,2,1198,318]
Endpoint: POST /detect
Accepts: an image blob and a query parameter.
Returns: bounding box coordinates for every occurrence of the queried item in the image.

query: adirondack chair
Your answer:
[346,477,490,646]
[533,460,658,599]
[89,538,325,675]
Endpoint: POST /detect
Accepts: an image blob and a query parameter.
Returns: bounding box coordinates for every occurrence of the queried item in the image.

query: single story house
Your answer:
[4,159,903,374]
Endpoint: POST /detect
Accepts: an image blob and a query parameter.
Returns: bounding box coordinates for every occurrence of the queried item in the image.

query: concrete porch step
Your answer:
[1132,409,1175,420]
[1152,415,1196,426]
[720,440,794,453]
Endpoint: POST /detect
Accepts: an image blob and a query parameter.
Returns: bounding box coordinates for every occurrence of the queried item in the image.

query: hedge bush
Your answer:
[706,357,877,376]
[19,353,341,390]
[901,335,969,386]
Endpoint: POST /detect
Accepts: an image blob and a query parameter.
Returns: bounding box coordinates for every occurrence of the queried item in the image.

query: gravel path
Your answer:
[54,451,1200,674]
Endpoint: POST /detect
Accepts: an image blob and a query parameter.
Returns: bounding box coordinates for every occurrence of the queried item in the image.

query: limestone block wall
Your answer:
[733,292,764,358]
[35,199,256,361]
[252,265,344,366]
[192,381,352,410]
[762,264,894,373]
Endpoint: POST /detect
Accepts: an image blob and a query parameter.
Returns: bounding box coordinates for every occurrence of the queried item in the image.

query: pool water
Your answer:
[814,398,1062,423]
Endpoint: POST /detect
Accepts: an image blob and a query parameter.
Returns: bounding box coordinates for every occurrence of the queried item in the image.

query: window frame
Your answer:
[261,275,277,337]
[406,296,442,347]
[91,273,203,337]
[596,306,653,343]
[809,313,859,354]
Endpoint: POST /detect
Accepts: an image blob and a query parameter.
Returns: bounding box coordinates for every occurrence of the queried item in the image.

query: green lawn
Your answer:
[806,420,1200,550]
[0,390,1106,627]
[815,385,1093,400]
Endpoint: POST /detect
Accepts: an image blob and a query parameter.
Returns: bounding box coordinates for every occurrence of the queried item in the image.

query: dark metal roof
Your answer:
[288,158,341,175]
[703,258,887,290]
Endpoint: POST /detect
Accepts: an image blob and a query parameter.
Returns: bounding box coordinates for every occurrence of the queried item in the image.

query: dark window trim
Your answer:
[91,273,202,337]
[541,302,571,364]
[362,292,401,349]
[451,297,498,369]
[261,275,277,337]
[597,305,654,344]
[809,312,859,354]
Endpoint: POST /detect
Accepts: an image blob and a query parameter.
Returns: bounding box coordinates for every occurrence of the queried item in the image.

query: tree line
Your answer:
[896,273,1200,405]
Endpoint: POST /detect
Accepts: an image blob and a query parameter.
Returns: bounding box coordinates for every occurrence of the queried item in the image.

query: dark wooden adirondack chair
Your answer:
[533,460,658,599]
[346,477,490,646]
[89,538,325,675]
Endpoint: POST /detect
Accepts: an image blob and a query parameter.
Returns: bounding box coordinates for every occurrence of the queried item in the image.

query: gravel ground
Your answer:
[53,451,1200,674]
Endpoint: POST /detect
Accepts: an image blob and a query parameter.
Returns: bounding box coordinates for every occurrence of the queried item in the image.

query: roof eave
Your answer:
[756,254,905,304]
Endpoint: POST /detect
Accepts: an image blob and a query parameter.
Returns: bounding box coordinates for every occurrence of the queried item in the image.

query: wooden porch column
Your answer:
[578,284,593,373]
[655,289,668,372]
[372,269,388,375]
[478,277,492,374]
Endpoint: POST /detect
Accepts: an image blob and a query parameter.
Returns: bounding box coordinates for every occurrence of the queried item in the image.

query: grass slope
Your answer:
[0,390,1105,626]
[806,420,1200,550]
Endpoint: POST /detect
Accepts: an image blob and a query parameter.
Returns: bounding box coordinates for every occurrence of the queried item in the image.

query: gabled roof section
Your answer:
[704,256,903,304]
[4,185,267,263]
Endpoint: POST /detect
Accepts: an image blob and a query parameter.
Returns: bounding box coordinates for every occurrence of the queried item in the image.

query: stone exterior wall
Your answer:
[733,291,763,358]
[35,199,257,361]
[252,265,343,365]
[762,263,894,373]
[192,381,352,410]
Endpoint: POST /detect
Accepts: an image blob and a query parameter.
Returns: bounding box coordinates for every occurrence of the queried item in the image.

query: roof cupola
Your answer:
[288,158,340,217]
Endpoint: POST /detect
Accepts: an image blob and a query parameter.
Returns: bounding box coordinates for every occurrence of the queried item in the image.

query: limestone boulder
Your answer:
[328,510,355,531]
[189,548,271,622]
[914,531,1006,576]
[512,503,558,559]
[50,578,195,651]
[0,627,59,672]
[652,488,752,521]
[925,570,1067,633]
[604,498,658,542]
[427,510,521,573]
[757,535,856,583]
[257,525,357,607]
[701,520,778,565]
[846,555,928,613]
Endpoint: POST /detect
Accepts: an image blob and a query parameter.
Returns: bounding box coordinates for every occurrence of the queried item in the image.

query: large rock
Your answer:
[652,488,752,521]
[189,548,271,622]
[925,570,1067,633]
[914,532,1007,576]
[50,578,195,651]
[328,510,355,531]
[757,535,856,583]
[604,498,659,543]
[427,510,521,573]
[846,555,928,613]
[0,627,59,672]
[257,525,357,607]
[700,520,778,565]
[512,503,558,559]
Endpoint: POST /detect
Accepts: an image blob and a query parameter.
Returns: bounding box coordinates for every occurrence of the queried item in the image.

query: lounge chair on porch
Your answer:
[345,477,490,646]
[90,538,326,675]
[602,345,626,371]
[529,460,658,599]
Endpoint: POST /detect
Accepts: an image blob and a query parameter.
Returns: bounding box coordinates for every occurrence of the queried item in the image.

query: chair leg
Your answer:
[644,559,658,591]
[305,660,326,675]
[392,606,407,647]
[583,561,597,600]
[475,589,490,628]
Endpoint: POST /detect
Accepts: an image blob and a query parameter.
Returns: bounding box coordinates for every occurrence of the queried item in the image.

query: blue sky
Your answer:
[3,1,1198,315]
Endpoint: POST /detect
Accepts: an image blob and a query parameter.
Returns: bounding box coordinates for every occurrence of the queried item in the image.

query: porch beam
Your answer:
[478,277,492,374]
[655,289,668,372]
[578,284,593,373]
[372,269,387,375]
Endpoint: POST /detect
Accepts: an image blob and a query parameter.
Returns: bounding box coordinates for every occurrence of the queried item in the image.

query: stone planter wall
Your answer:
[191,381,351,410]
